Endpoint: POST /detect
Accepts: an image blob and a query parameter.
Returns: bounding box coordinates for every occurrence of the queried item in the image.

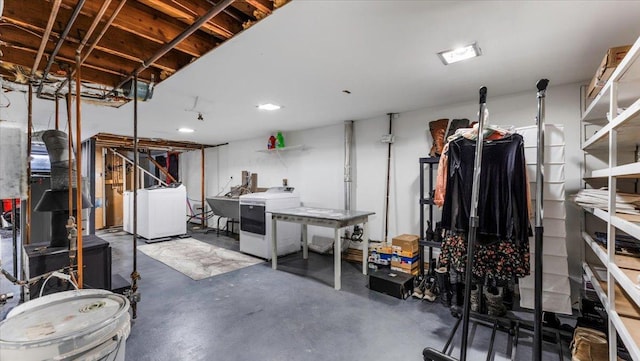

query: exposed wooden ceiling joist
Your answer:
[1,47,125,88]
[93,132,226,151]
[1,1,190,74]
[1,25,160,84]
[0,0,292,103]
[138,0,243,39]
[246,0,272,15]
[58,0,217,57]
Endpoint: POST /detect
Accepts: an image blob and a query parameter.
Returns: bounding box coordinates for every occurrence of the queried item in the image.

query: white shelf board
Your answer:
[613,162,640,178]
[582,231,608,266]
[256,144,305,153]
[590,162,640,178]
[583,262,610,309]
[610,264,640,309]
[611,214,640,240]
[583,78,612,122]
[614,312,640,361]
[584,263,640,361]
[588,207,609,223]
[610,36,640,85]
[583,36,640,122]
[582,123,611,151]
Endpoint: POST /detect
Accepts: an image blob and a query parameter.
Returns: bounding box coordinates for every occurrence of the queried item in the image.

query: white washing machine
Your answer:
[239,188,300,259]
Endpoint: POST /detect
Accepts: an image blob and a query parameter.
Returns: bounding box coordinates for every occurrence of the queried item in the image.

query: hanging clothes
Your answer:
[439,232,530,281]
[441,133,531,246]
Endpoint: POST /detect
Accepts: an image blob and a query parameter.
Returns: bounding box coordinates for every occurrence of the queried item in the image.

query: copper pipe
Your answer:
[32,0,62,76]
[111,0,236,94]
[26,83,33,245]
[66,70,74,225]
[38,0,86,98]
[201,146,205,229]
[75,53,84,289]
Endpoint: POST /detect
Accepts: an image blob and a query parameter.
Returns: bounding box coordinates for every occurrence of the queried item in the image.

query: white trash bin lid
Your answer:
[0,289,130,361]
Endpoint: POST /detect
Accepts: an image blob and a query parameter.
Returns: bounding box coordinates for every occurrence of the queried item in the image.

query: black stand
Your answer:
[419,156,440,278]
[533,79,549,361]
[423,80,555,361]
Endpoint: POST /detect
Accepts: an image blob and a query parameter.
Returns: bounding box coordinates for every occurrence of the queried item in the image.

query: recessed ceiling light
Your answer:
[257,103,281,111]
[178,127,194,133]
[437,42,482,65]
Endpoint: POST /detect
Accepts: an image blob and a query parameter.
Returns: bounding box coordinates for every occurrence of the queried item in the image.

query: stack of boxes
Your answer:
[391,234,420,275]
[368,243,393,271]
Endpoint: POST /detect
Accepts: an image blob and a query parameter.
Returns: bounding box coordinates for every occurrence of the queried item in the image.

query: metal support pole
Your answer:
[533,79,549,361]
[459,86,488,361]
[26,83,32,245]
[65,70,73,216]
[75,53,84,288]
[201,146,205,229]
[12,199,18,278]
[131,74,140,319]
[383,113,393,242]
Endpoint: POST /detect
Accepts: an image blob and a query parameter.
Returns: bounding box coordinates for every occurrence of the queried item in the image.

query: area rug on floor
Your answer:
[138,238,262,280]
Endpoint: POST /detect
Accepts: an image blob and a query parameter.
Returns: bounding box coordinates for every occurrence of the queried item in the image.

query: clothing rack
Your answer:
[423,80,552,361]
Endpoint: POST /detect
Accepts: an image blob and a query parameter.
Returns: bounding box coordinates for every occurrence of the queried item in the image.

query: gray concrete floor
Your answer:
[1,227,569,360]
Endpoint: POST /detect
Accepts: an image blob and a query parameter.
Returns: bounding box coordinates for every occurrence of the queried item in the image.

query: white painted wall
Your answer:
[182,81,584,301]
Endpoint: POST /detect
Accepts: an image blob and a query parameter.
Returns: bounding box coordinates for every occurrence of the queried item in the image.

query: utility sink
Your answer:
[206,196,239,220]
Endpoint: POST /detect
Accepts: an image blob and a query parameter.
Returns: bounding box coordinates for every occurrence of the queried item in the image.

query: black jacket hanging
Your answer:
[441,133,531,246]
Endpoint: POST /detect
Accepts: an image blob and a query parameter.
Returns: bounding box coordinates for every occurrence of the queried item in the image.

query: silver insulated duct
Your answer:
[35,129,91,247]
[42,130,77,190]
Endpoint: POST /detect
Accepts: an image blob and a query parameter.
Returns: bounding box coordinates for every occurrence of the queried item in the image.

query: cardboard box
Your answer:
[391,266,419,276]
[392,234,419,254]
[391,254,419,265]
[587,45,631,99]
[393,249,419,258]
[391,260,419,270]
[374,244,393,254]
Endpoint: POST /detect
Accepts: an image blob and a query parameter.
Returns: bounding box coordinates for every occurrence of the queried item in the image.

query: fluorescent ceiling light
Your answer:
[178,127,194,133]
[437,42,482,65]
[257,103,281,111]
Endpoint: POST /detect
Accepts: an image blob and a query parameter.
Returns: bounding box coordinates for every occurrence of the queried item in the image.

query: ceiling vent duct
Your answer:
[122,79,153,101]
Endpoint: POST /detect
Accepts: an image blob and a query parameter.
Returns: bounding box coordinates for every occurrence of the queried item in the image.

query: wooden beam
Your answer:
[231,1,259,18]
[58,0,216,57]
[93,133,224,151]
[1,41,158,87]
[146,152,177,183]
[1,26,160,83]
[2,2,191,73]
[138,0,242,39]
[246,0,272,14]
[0,47,124,87]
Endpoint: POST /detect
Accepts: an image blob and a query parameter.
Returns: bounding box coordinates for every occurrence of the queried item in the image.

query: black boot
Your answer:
[454,283,465,307]
[449,269,464,308]
[435,267,451,307]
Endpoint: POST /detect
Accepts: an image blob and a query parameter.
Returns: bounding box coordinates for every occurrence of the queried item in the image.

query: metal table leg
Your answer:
[302,224,308,259]
[334,227,341,290]
[362,221,369,275]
